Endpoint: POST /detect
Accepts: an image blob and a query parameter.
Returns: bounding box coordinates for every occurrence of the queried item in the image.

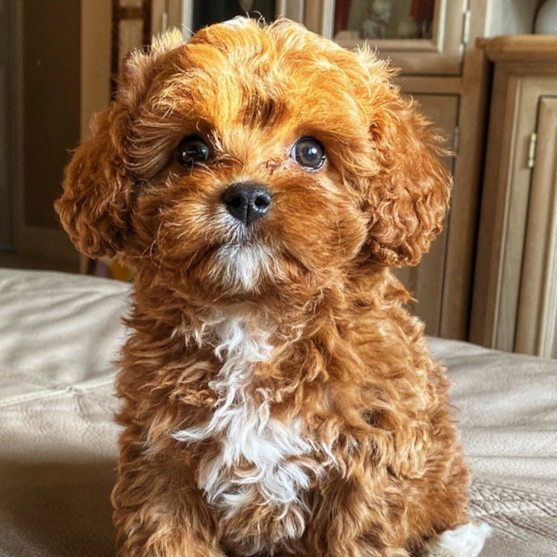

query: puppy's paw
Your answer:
[426,522,492,557]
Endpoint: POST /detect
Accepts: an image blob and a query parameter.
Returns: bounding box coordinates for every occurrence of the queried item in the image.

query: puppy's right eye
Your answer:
[291,137,326,171]
[177,136,210,167]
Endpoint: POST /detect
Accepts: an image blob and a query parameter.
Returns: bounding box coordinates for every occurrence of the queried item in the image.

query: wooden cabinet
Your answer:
[518,96,557,358]
[296,1,538,338]
[303,0,468,75]
[471,36,557,359]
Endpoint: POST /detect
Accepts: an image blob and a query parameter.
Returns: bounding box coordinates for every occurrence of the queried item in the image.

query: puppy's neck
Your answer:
[192,304,279,354]
[131,275,322,339]
[130,266,401,350]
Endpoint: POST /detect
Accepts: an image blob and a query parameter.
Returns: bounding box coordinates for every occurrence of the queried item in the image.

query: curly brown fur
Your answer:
[55,18,488,557]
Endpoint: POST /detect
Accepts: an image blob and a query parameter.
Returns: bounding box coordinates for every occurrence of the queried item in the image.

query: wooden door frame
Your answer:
[0,0,17,251]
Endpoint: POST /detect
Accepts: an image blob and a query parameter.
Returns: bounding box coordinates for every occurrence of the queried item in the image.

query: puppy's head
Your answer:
[56,18,450,303]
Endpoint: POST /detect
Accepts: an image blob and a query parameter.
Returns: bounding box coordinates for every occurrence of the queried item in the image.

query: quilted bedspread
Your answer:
[0,269,555,556]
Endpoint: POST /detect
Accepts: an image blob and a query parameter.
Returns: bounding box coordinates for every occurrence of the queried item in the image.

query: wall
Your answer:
[23,0,81,229]
[486,0,539,35]
[0,0,13,248]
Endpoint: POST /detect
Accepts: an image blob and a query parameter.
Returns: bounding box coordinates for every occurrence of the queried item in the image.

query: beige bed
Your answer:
[1,269,555,556]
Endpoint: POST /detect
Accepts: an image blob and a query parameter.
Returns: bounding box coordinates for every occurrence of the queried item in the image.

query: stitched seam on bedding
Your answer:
[0,367,117,388]
[0,376,116,409]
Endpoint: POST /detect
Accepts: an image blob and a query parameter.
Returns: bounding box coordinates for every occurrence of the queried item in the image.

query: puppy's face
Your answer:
[56,19,450,304]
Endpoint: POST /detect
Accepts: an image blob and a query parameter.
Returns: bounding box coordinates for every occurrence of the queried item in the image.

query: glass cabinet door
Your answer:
[179,0,305,35]
[188,1,278,31]
[170,1,466,75]
[334,0,435,41]
[305,0,468,75]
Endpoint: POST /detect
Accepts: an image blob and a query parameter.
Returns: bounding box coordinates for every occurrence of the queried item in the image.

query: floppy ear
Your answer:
[357,54,451,268]
[54,29,184,259]
[55,105,132,259]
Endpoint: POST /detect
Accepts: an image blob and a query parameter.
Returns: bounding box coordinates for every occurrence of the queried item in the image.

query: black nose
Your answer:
[221,182,272,225]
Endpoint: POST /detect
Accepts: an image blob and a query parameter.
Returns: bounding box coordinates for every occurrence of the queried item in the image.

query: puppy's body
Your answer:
[117,272,469,557]
[56,18,489,557]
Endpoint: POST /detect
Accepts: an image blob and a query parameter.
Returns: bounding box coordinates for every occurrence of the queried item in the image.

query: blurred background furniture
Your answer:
[299,0,539,341]
[1,0,553,348]
[471,36,557,359]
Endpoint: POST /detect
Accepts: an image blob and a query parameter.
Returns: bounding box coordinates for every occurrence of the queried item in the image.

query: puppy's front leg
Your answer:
[306,477,412,557]
[112,444,224,557]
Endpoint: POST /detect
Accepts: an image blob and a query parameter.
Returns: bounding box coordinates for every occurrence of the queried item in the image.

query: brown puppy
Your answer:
[56,18,490,557]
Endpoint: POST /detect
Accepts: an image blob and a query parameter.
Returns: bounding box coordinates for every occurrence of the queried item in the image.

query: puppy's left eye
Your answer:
[291,137,326,170]
[177,136,211,167]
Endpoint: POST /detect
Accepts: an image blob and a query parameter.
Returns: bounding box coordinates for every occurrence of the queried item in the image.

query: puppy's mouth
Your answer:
[200,182,280,293]
[164,182,306,295]
[207,240,280,294]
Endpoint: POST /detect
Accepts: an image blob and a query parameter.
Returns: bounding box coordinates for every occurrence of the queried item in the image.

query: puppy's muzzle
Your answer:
[222,182,272,226]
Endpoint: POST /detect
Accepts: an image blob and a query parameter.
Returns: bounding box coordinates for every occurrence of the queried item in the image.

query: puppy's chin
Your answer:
[186,241,326,306]
[206,242,281,295]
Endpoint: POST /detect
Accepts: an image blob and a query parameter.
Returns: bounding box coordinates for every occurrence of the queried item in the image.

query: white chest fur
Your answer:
[173,313,320,526]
